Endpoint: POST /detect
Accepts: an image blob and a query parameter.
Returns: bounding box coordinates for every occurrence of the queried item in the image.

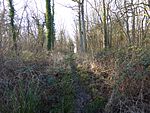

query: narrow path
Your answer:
[69,54,91,113]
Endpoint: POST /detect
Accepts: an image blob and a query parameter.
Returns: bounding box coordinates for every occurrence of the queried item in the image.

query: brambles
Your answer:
[0,47,150,113]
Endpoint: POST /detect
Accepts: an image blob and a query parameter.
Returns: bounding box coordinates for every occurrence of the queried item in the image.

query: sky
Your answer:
[1,0,148,37]
[20,0,76,37]
[55,0,76,36]
[0,0,76,37]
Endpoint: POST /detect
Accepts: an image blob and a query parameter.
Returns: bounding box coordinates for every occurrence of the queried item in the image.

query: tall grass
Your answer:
[0,77,40,113]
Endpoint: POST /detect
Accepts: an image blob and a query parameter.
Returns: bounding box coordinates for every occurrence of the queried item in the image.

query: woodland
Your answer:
[0,0,150,113]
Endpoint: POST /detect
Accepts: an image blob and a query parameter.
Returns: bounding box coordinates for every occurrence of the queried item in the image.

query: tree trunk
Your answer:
[81,0,87,52]
[8,0,17,55]
[46,0,52,51]
[51,0,55,49]
[78,2,84,53]
[103,0,109,49]
[131,0,136,45]
[124,0,132,45]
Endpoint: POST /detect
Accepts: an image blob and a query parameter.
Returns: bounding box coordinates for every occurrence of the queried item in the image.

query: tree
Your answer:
[131,0,136,44]
[8,0,17,54]
[81,0,87,52]
[86,0,112,50]
[45,0,55,51]
[103,0,109,49]
[73,0,87,53]
[51,0,55,49]
[33,16,45,48]
[0,0,5,50]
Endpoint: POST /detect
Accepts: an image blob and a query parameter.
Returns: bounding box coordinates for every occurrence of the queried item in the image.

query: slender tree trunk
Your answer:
[8,0,17,54]
[35,18,45,48]
[107,3,112,48]
[45,0,55,51]
[51,0,55,49]
[103,0,109,49]
[108,16,112,48]
[141,16,146,45]
[0,0,5,50]
[46,0,52,51]
[78,2,84,53]
[131,0,136,45]
[72,0,86,53]
[0,10,4,49]
[124,0,131,45]
[81,0,87,52]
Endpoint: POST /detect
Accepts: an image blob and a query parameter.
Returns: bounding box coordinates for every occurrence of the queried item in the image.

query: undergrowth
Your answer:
[0,46,150,113]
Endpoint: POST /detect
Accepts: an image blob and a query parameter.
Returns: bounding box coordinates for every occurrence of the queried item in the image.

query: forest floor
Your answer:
[0,47,150,113]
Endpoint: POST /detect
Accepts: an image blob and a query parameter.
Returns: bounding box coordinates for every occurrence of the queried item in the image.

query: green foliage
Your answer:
[35,19,45,48]
[1,78,40,113]
[46,0,52,50]
[117,46,150,78]
[50,73,75,113]
[21,50,34,61]
[79,70,89,80]
[14,81,39,113]
[83,97,106,113]
[46,0,55,51]
[20,50,47,61]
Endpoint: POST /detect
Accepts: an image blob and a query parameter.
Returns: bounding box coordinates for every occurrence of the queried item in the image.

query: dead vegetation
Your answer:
[0,45,150,113]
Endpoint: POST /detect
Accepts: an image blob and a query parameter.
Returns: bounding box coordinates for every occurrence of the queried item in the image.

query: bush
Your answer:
[83,97,106,113]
